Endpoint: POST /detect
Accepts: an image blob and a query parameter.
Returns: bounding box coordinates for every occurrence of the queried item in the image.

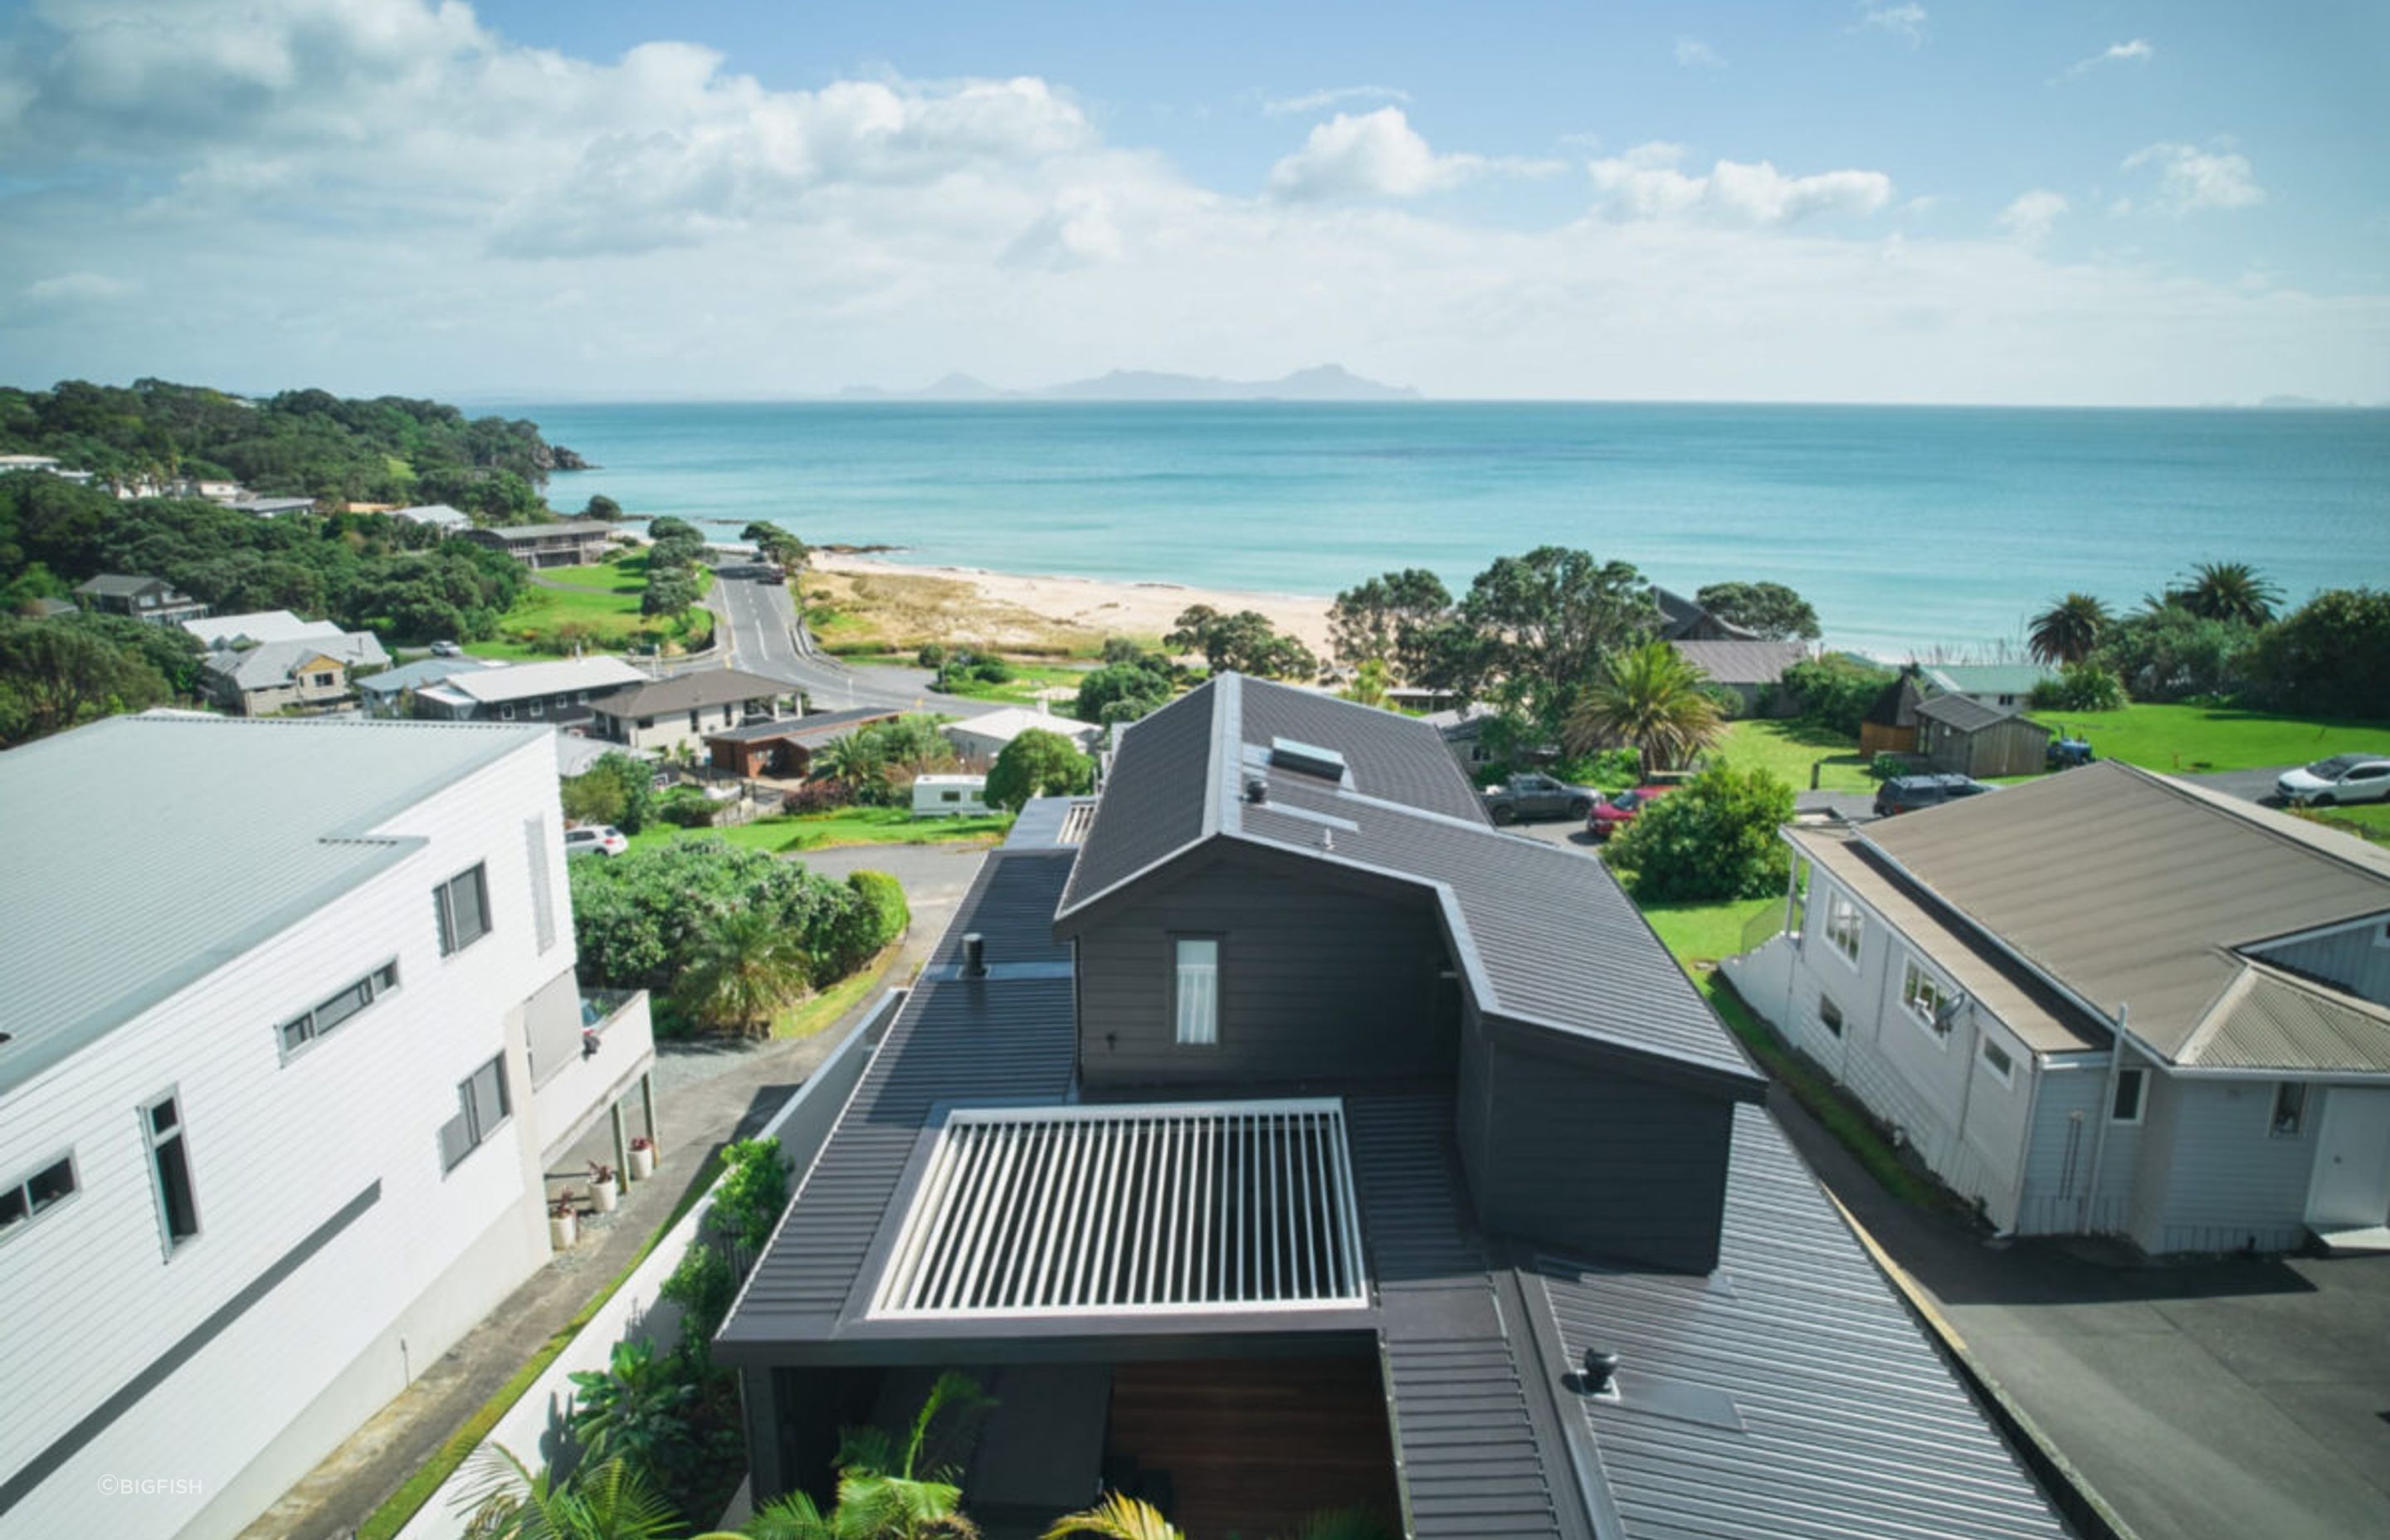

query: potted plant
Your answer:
[628,1135,656,1181]
[588,1161,619,1214]
[548,1192,579,1250]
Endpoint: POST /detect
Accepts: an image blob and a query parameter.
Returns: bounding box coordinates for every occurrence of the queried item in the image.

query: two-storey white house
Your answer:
[0,713,655,1539]
[1726,761,2390,1255]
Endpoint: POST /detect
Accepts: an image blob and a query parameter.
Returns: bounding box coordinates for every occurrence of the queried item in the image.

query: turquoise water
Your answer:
[505,402,2389,656]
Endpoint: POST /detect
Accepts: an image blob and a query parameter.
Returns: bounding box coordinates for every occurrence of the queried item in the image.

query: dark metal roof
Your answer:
[1060,675,1763,1094]
[1670,639,1809,686]
[1915,692,2037,734]
[589,667,791,719]
[1863,670,1924,729]
[1651,587,1758,642]
[702,707,896,745]
[1539,1104,2073,1540]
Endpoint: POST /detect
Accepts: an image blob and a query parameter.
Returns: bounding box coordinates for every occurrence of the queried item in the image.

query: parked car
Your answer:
[1873,774,1998,817]
[758,568,786,585]
[563,825,628,858]
[428,640,463,657]
[1481,771,1600,826]
[2275,753,2390,807]
[1586,785,1674,841]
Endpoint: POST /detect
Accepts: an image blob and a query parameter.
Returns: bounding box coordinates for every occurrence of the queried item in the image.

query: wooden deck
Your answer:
[1103,1357,1402,1538]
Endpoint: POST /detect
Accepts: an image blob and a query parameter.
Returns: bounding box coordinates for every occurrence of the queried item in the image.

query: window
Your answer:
[1902,959,1953,1033]
[690,709,701,732]
[277,960,400,1059]
[2270,1083,2307,1138]
[2111,1067,2146,1123]
[1173,937,1219,1045]
[525,820,557,953]
[1824,890,1863,963]
[1979,1038,2014,1084]
[437,1055,511,1172]
[142,1093,201,1253]
[500,704,515,720]
[310,670,336,688]
[528,697,544,718]
[0,1153,78,1241]
[1818,995,1845,1037]
[435,864,491,956]
[942,790,961,803]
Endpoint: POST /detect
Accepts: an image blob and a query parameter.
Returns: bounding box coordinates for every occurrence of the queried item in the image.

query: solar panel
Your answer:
[872,1099,1368,1318]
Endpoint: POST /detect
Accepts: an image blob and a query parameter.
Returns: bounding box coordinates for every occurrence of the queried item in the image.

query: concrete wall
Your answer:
[0,734,579,1540]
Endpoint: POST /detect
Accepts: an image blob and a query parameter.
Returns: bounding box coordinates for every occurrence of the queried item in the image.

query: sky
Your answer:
[1,0,2385,403]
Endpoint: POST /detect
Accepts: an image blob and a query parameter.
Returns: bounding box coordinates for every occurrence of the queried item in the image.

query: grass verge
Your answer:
[773,945,904,1040]
[354,1152,729,1540]
[1714,719,1875,792]
[467,554,715,661]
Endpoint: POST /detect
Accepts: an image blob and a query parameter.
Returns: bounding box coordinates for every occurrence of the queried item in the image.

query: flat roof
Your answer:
[0,714,549,1098]
[478,519,617,539]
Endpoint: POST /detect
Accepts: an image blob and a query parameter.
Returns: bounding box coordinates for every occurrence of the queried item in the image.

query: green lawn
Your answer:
[626,807,1013,855]
[2308,803,2390,846]
[1638,896,1781,967]
[841,651,1096,708]
[468,554,715,660]
[1710,719,1875,792]
[2020,701,2390,776]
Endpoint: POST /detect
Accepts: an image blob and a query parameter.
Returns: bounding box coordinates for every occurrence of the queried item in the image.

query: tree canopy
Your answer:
[1163,605,1319,680]
[1602,764,1796,903]
[2027,592,2113,665]
[1328,568,1454,673]
[1694,581,1822,641]
[1565,641,1726,777]
[984,728,1095,811]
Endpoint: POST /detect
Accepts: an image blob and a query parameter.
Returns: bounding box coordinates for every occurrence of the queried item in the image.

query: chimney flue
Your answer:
[962,933,987,977]
[1576,1349,1621,1396]
[1244,776,1268,805]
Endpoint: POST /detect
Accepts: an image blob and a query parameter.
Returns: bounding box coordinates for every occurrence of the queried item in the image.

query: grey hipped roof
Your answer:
[1059,676,1763,1093]
[1863,760,2390,1069]
[1670,639,1810,687]
[1915,692,2039,734]
[587,667,790,719]
[204,631,390,689]
[702,707,896,745]
[1651,587,1759,642]
[74,573,174,598]
[0,714,550,1098]
[479,519,616,541]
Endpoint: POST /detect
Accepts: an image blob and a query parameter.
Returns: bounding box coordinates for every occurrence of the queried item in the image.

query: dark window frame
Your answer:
[141,1089,202,1256]
[2111,1066,2146,1124]
[437,1054,513,1173]
[435,863,492,957]
[2270,1082,2307,1138]
[1818,995,1845,1037]
[0,1151,80,1244]
[277,959,402,1062]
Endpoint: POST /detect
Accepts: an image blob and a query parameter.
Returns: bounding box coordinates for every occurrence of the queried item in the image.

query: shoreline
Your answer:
[810,552,1339,657]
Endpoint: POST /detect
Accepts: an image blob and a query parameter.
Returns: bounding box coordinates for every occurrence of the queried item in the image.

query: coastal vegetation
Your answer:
[0,377,571,513]
[807,563,1108,657]
[985,727,1096,810]
[1163,603,1318,680]
[1693,581,1821,641]
[473,553,713,660]
[1565,641,1726,777]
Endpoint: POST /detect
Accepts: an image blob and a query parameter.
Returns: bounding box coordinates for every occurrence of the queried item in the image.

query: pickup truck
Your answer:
[1480,772,1600,826]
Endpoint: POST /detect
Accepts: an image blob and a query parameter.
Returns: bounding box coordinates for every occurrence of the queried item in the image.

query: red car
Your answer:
[1586,786,1673,841]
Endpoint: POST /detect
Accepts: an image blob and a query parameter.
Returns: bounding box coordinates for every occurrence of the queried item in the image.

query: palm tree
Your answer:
[812,733,887,799]
[460,1445,680,1540]
[1044,1494,1183,1540]
[673,909,812,1038]
[1564,641,1725,778]
[2026,592,2111,665]
[2178,561,2282,626]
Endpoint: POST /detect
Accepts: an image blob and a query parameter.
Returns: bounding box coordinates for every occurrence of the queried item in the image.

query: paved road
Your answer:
[708,565,988,716]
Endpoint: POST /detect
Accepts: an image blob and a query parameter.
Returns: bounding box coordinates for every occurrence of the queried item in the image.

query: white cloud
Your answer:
[1268,108,1558,201]
[2120,143,2266,215]
[1996,190,2067,245]
[1589,143,1894,226]
[1858,4,1928,44]
[1261,85,1411,116]
[2064,39,2155,77]
[22,272,139,305]
[1674,38,1727,70]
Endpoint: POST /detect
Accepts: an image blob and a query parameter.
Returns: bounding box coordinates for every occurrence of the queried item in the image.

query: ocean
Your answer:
[504,402,2389,657]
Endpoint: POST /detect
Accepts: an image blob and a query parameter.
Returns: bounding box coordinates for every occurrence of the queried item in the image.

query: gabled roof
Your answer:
[1915,693,2040,734]
[390,502,469,526]
[1864,669,1925,729]
[0,714,549,1098]
[1862,760,2390,1067]
[944,706,1099,745]
[586,667,789,719]
[204,631,389,688]
[354,656,509,696]
[701,707,896,745]
[1058,676,1763,1094]
[1671,639,1809,686]
[182,609,344,649]
[1651,587,1759,642]
[73,573,176,598]
[427,655,646,704]
[1924,663,2054,697]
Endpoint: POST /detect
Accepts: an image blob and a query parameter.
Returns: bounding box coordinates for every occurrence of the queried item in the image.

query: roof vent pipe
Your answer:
[1574,1349,1621,1397]
[1244,776,1268,805]
[962,933,987,978]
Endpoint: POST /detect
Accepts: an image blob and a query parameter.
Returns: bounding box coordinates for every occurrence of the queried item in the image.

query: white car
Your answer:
[2275,753,2390,807]
[563,825,628,858]
[429,640,463,658]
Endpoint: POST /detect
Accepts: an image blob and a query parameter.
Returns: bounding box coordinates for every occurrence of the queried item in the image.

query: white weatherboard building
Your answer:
[0,714,655,1539]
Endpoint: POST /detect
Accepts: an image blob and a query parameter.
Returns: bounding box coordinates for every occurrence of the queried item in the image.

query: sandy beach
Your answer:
[811,552,1337,657]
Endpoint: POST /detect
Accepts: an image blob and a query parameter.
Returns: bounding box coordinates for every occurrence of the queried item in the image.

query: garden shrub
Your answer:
[1602,764,1796,903]
[710,1138,789,1254]
[656,787,718,827]
[2028,661,2127,712]
[1867,752,1910,782]
[658,1241,736,1364]
[1781,655,1894,738]
[846,870,910,952]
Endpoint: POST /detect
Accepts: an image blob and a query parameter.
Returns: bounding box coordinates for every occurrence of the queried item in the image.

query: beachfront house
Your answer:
[0,714,656,1540]
[1724,760,2390,1254]
[1651,586,1760,642]
[584,668,791,757]
[460,520,618,570]
[714,675,2073,1540]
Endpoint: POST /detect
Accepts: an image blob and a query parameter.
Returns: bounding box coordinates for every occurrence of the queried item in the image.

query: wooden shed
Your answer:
[1858,668,1925,758]
[1915,694,2052,779]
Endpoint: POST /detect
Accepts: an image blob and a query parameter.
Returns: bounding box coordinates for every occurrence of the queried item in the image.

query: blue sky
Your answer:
[2,0,2383,402]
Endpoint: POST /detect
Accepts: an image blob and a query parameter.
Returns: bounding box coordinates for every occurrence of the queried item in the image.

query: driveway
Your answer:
[2183,765,2291,806]
[1768,1083,2390,1540]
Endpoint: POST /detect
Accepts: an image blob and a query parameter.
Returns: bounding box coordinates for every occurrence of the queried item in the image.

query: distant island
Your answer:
[839,363,1422,403]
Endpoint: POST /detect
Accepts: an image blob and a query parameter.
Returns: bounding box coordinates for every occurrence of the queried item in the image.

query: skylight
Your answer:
[872,1099,1368,1318]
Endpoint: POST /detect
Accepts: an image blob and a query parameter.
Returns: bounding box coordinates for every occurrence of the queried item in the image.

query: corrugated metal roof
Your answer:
[1863,760,2390,1060]
[703,707,896,744]
[1544,1104,2074,1540]
[356,656,509,696]
[1671,640,1809,686]
[437,655,646,704]
[1914,693,2032,733]
[588,667,790,719]
[1924,664,2055,697]
[2178,960,2390,1073]
[0,714,550,1097]
[181,610,344,649]
[204,631,389,688]
[1062,675,1761,1091]
[1788,827,2104,1054]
